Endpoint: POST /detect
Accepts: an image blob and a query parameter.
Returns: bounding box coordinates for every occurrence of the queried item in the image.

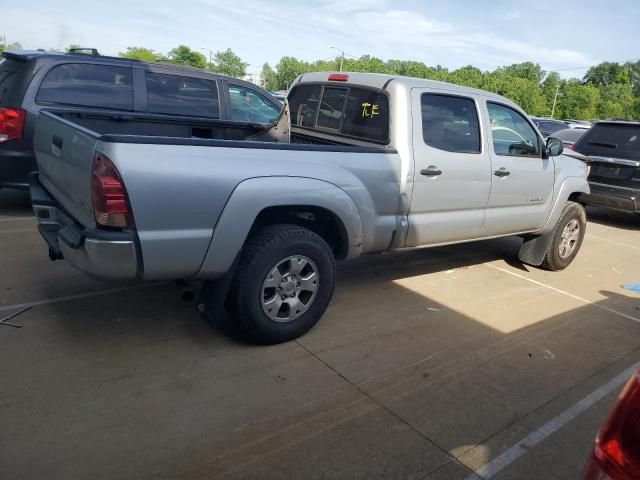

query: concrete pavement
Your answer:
[1,189,639,479]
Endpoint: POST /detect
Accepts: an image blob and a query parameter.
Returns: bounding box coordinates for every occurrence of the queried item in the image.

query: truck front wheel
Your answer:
[228,224,336,344]
[541,201,587,271]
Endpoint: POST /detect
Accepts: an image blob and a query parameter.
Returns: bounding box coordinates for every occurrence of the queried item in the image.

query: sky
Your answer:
[1,0,639,78]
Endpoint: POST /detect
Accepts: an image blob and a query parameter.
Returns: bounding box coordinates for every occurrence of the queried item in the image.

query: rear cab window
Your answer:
[37,63,133,110]
[145,72,220,118]
[288,83,390,144]
[574,123,640,161]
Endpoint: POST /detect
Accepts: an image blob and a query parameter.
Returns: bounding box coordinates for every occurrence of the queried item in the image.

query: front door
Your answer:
[482,101,555,235]
[407,89,492,246]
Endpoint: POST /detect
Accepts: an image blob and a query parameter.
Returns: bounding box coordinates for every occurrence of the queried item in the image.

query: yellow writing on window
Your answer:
[361,102,379,119]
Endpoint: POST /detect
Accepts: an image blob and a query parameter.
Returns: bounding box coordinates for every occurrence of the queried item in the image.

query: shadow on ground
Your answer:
[2,229,639,479]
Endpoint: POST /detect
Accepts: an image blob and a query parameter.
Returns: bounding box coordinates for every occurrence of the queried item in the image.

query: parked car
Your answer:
[268,91,287,103]
[0,50,282,189]
[563,119,592,130]
[551,128,588,150]
[531,117,570,138]
[581,369,640,479]
[573,120,640,214]
[30,71,589,343]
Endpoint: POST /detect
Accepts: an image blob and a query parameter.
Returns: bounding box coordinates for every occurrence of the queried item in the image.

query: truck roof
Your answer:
[297,71,518,107]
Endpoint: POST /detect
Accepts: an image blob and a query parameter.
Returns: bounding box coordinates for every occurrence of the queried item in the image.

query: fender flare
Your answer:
[536,176,590,236]
[519,176,589,266]
[196,176,364,278]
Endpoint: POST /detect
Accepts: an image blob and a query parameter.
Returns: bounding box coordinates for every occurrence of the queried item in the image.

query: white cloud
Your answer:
[318,0,388,12]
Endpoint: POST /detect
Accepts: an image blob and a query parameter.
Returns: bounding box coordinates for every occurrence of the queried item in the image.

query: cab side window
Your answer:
[488,102,540,157]
[421,94,480,153]
[227,84,281,124]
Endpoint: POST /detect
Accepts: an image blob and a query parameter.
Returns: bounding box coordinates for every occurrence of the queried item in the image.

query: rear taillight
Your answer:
[0,107,26,143]
[91,153,135,228]
[590,371,640,480]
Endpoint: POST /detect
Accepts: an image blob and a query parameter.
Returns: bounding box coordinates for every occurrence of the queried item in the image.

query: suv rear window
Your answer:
[0,58,26,105]
[574,123,640,161]
[37,63,133,110]
[288,84,389,143]
[146,72,220,118]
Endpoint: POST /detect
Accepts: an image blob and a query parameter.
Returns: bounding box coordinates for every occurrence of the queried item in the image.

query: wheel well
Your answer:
[249,206,349,259]
[568,192,585,206]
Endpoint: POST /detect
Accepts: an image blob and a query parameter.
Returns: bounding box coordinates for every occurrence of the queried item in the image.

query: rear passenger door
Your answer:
[482,101,554,235]
[407,89,492,246]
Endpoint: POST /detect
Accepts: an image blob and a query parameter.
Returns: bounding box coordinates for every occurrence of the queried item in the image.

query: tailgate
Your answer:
[33,111,98,227]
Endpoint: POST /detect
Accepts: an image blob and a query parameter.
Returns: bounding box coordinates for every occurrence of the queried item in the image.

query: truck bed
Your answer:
[31,110,401,281]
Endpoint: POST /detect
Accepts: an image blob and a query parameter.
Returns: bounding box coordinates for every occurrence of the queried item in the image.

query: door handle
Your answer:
[52,135,64,149]
[420,166,442,177]
[494,168,510,177]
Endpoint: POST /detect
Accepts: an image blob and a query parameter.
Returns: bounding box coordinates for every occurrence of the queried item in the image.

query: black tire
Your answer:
[228,224,336,344]
[541,201,586,271]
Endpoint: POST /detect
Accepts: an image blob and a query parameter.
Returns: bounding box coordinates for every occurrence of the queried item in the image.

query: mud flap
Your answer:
[197,253,241,326]
[518,230,554,266]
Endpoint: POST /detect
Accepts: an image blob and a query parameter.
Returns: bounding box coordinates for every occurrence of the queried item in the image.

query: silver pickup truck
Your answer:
[30,72,590,343]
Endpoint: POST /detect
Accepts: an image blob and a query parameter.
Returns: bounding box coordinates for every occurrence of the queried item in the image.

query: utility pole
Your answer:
[550,83,560,118]
[331,46,345,72]
[201,48,213,68]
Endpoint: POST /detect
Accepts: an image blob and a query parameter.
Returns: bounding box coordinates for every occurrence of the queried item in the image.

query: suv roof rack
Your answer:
[64,48,141,62]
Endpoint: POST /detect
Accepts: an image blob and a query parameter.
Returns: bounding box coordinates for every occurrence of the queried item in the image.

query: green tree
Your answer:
[272,56,311,90]
[597,83,634,119]
[261,63,277,90]
[167,45,207,69]
[501,62,545,83]
[448,65,484,89]
[65,44,81,52]
[119,47,164,62]
[210,48,248,77]
[584,62,629,87]
[557,80,600,120]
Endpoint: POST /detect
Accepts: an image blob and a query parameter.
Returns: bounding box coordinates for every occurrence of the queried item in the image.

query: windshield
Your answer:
[574,123,640,160]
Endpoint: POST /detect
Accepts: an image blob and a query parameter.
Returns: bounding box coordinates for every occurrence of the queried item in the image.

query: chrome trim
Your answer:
[60,238,138,280]
[589,156,640,167]
[589,182,640,192]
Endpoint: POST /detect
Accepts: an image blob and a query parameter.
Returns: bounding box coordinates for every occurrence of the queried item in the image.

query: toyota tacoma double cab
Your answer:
[30,72,590,343]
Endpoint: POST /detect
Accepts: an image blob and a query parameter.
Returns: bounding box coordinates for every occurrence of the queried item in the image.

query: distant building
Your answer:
[242,72,264,87]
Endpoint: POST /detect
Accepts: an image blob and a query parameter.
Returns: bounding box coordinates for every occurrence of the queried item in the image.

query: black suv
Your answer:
[573,121,640,213]
[0,50,282,189]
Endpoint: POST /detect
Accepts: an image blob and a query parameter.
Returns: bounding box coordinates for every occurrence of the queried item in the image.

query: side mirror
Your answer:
[546,137,564,157]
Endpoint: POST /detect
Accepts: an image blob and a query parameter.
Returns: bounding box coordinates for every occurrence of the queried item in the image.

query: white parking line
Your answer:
[465,360,640,479]
[0,282,168,313]
[587,234,640,251]
[486,264,640,323]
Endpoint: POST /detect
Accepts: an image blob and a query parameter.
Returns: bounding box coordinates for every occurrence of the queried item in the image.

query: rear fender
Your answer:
[196,177,363,278]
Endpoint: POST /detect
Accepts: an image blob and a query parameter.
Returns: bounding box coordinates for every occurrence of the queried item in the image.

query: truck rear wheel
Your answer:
[228,224,336,344]
[541,201,586,271]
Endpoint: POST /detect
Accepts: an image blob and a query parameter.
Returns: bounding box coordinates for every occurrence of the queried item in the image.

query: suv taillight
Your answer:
[91,153,135,228]
[0,107,26,143]
[589,371,640,480]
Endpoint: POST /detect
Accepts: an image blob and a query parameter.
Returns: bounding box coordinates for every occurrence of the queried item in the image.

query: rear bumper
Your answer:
[0,148,36,189]
[578,182,639,213]
[30,176,140,280]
